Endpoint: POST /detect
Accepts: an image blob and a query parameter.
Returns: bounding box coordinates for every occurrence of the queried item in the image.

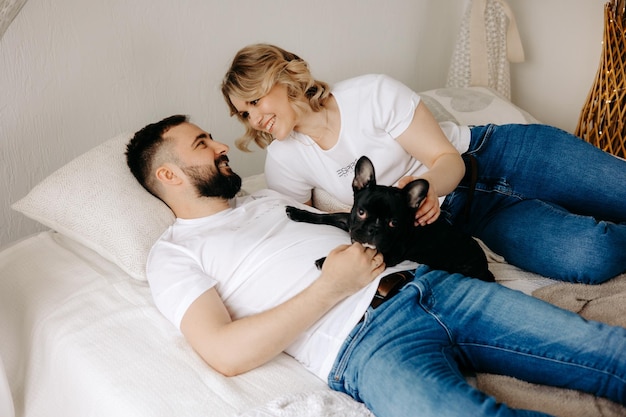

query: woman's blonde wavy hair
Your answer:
[221,44,331,151]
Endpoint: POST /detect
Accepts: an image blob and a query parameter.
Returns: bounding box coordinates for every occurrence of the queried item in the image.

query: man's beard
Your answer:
[181,155,242,199]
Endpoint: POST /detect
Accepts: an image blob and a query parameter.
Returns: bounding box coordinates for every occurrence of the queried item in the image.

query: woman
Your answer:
[221,43,626,284]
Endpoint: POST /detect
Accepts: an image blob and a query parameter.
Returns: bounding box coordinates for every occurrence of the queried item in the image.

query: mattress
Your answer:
[0,231,332,417]
[0,229,560,417]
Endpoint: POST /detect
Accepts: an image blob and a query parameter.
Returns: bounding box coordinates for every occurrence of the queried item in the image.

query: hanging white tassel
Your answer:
[447,0,524,99]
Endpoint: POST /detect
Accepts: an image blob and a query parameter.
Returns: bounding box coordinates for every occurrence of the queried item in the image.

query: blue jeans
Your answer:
[441,124,626,284]
[328,266,626,417]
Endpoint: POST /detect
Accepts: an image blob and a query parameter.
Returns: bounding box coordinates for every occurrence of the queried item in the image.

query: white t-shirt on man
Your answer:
[147,189,417,380]
[264,74,471,206]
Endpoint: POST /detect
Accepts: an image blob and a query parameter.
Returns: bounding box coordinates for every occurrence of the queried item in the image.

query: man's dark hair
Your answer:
[126,114,188,198]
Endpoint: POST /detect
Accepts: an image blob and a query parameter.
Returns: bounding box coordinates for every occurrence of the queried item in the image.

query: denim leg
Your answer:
[427,272,626,401]
[328,267,626,417]
[465,124,626,220]
[477,197,626,282]
[443,124,626,283]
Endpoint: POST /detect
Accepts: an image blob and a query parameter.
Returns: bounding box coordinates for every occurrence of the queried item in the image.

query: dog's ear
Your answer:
[352,156,376,192]
[404,179,429,208]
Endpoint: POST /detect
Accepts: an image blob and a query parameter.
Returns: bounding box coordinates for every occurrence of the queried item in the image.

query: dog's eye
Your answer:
[357,208,367,219]
[388,219,398,228]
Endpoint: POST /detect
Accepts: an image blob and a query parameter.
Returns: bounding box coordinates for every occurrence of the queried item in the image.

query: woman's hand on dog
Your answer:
[398,175,441,226]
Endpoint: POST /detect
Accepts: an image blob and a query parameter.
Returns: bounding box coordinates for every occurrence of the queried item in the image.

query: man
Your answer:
[126,115,626,417]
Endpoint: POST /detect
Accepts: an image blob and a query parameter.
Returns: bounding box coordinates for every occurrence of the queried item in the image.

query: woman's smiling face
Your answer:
[229,84,298,141]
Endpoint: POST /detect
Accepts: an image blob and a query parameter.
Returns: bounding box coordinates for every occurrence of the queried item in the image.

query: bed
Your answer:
[2,87,625,417]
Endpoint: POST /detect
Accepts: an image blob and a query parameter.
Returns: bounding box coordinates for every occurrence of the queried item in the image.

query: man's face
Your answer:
[181,155,242,199]
[167,122,242,199]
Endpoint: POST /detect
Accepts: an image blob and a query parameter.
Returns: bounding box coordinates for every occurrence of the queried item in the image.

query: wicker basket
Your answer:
[575,1,626,159]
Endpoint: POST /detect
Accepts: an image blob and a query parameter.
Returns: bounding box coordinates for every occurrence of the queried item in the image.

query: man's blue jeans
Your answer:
[442,124,626,283]
[328,266,626,417]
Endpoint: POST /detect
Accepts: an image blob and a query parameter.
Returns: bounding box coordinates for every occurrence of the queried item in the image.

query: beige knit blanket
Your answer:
[477,274,626,416]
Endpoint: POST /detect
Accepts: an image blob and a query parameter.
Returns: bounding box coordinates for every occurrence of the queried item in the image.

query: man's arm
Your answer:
[180,242,384,377]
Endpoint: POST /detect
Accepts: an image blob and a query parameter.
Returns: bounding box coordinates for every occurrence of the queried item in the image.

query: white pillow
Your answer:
[418,86,539,126]
[12,133,176,281]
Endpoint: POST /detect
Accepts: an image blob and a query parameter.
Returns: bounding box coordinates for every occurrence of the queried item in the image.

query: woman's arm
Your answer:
[180,243,384,376]
[396,101,465,225]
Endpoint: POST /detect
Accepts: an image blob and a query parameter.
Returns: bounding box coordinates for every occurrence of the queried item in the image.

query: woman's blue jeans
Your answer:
[328,266,626,417]
[441,124,626,284]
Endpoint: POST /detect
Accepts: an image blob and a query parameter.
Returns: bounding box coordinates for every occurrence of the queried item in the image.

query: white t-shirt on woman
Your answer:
[264,74,471,206]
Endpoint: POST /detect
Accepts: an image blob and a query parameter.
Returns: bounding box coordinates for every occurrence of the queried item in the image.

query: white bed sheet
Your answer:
[0,230,557,417]
[0,231,336,417]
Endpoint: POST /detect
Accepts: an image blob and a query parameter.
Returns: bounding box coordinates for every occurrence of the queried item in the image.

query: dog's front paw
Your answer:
[286,205,306,221]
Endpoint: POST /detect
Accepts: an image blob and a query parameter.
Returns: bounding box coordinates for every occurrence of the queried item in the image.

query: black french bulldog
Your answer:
[285,156,494,282]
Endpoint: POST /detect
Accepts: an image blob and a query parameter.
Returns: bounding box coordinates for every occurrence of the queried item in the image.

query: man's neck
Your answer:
[172,196,232,219]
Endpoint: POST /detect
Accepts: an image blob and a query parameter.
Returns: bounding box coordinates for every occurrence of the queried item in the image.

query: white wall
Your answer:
[0,0,463,246]
[508,0,607,132]
[0,0,610,247]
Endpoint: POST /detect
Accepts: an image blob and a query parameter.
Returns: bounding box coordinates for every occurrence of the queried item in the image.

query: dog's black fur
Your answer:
[285,156,494,282]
